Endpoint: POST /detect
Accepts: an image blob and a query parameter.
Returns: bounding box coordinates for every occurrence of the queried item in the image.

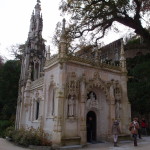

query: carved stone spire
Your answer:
[59,18,68,58]
[20,0,45,84]
[28,0,43,38]
[120,39,127,72]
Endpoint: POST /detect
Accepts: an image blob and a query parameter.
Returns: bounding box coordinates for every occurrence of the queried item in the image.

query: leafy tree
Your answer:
[127,54,150,115]
[8,44,25,60]
[0,55,4,66]
[59,0,150,45]
[0,60,21,120]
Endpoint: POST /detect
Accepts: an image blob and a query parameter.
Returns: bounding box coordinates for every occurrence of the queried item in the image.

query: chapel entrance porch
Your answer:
[86,111,96,143]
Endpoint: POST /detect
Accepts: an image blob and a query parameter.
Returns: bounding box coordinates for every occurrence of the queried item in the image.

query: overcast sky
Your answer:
[0,0,134,60]
[0,0,62,59]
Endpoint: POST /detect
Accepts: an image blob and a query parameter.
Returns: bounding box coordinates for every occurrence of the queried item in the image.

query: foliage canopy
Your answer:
[127,54,150,115]
[0,60,20,120]
[59,0,150,45]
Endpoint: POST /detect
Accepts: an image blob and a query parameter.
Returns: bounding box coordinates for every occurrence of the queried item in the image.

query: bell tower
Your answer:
[20,0,45,84]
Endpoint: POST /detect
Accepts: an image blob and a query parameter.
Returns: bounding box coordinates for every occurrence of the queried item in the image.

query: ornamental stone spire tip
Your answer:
[37,0,41,3]
[120,38,127,72]
[62,18,66,29]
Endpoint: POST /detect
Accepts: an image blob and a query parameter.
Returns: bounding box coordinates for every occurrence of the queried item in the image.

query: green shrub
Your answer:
[5,127,52,147]
[5,126,15,138]
[0,120,13,137]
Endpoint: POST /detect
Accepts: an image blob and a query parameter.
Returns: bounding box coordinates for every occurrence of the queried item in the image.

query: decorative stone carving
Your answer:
[35,90,39,98]
[68,95,76,117]
[114,81,121,100]
[66,72,80,96]
[86,91,98,110]
[114,81,122,119]
[86,72,109,100]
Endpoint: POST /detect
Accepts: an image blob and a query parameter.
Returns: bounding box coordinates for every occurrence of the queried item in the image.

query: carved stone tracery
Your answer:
[66,72,80,96]
[86,72,109,100]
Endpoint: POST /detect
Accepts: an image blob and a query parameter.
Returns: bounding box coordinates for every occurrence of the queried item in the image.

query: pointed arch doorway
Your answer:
[86,111,96,143]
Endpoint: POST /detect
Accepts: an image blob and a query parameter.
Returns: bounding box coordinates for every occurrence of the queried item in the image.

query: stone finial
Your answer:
[62,18,66,30]
[120,39,127,72]
[59,18,68,57]
[32,10,34,16]
[35,0,41,15]
[61,18,66,37]
[46,45,51,60]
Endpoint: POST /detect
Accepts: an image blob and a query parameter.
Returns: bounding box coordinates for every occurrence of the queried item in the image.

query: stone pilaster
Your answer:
[120,75,131,135]
[52,87,64,146]
[80,79,86,145]
[108,84,116,135]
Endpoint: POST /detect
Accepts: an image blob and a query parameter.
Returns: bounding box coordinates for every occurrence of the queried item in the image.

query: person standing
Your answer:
[141,118,148,135]
[137,118,142,139]
[129,117,140,146]
[112,120,121,147]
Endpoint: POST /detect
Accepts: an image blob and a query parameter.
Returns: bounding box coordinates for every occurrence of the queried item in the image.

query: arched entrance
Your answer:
[86,111,96,143]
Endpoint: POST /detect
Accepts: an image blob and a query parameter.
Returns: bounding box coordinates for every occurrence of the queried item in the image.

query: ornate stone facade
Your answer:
[16,0,131,147]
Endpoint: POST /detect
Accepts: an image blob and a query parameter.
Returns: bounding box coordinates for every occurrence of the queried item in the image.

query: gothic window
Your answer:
[115,48,119,61]
[31,63,34,81]
[29,101,32,121]
[31,58,40,81]
[34,62,40,80]
[35,101,40,120]
[47,87,55,116]
[32,99,35,121]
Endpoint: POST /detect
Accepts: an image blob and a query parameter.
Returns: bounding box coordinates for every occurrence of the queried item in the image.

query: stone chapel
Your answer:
[15,0,131,147]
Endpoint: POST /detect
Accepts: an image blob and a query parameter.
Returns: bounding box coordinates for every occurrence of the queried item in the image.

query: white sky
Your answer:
[0,0,62,59]
[0,0,135,60]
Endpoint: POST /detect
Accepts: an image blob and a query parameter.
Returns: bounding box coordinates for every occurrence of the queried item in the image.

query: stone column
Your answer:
[52,63,66,147]
[52,87,64,146]
[108,84,116,136]
[120,75,131,135]
[80,79,86,145]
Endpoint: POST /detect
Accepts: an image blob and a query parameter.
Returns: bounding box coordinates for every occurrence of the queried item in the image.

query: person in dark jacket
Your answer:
[141,118,148,135]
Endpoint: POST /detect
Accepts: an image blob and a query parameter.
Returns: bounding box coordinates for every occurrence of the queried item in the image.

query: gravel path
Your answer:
[0,136,150,150]
[80,136,150,150]
[0,138,31,150]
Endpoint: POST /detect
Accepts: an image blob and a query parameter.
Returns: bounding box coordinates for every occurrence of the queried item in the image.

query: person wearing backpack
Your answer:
[129,117,140,146]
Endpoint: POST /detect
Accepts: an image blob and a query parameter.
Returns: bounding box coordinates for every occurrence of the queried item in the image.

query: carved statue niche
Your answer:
[66,72,80,118]
[67,95,76,117]
[86,91,98,110]
[114,81,122,119]
[109,81,115,102]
